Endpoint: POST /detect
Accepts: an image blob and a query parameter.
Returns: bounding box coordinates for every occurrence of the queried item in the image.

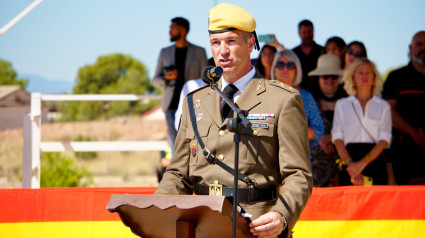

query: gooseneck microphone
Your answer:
[201,66,223,85]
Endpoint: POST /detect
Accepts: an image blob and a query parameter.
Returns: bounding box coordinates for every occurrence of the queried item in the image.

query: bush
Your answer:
[74,135,97,159]
[41,152,93,187]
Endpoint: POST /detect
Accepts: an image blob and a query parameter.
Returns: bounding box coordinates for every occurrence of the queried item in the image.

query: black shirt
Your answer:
[382,62,425,134]
[169,47,188,110]
[293,42,323,90]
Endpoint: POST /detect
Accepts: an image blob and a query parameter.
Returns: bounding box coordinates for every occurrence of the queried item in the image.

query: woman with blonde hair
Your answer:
[332,58,392,185]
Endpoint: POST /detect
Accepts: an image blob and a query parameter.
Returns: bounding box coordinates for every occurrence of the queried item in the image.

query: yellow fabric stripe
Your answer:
[294,220,425,238]
[2,220,425,237]
[0,221,138,238]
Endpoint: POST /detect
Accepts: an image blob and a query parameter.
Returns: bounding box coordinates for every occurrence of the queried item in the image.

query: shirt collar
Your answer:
[221,66,256,92]
[348,95,380,104]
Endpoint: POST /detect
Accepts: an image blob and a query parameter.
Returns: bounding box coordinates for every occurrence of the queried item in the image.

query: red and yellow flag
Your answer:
[1,186,424,237]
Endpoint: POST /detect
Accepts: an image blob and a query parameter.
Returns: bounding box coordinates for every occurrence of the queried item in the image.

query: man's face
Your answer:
[169,22,182,42]
[299,25,314,45]
[410,32,425,65]
[209,30,254,82]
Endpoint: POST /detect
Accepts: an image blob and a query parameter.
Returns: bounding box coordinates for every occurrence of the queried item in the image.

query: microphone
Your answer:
[201,66,223,84]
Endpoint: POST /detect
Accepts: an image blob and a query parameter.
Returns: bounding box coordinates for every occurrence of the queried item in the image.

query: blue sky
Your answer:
[1,0,424,87]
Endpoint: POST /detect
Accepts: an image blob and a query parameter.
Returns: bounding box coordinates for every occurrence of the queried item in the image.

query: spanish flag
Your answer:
[294,186,425,238]
[1,186,424,237]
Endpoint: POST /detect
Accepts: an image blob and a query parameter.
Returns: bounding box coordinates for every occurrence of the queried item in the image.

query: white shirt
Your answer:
[331,95,392,145]
[220,66,256,107]
[174,78,206,130]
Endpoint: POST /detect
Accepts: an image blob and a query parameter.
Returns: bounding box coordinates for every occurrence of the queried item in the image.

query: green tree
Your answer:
[59,54,156,121]
[40,152,93,187]
[0,59,29,88]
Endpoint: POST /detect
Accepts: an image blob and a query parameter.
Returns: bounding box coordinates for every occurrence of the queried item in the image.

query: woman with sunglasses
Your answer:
[271,50,324,162]
[342,41,367,70]
[307,54,347,186]
[332,58,391,186]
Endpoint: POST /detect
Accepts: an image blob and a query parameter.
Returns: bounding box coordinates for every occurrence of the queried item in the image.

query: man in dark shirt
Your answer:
[153,17,208,150]
[382,31,425,185]
[292,19,323,90]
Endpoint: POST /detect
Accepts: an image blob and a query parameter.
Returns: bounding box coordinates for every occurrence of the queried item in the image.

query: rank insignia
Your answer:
[197,113,203,122]
[194,100,201,109]
[191,144,196,157]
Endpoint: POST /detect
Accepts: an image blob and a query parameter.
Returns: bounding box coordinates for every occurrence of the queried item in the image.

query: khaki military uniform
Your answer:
[156,73,313,237]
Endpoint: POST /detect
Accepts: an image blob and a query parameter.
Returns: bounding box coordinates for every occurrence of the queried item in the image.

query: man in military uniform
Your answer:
[155,3,312,237]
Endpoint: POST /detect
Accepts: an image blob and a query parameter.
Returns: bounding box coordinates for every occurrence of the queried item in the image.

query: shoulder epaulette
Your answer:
[187,84,210,96]
[267,79,297,93]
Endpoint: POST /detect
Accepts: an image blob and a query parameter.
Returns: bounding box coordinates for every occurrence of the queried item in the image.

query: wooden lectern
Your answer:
[107,194,254,238]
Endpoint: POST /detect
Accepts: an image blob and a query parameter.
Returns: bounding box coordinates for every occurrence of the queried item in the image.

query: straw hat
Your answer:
[308,54,342,76]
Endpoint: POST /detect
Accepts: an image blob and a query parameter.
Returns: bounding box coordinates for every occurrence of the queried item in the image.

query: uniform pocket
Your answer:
[186,123,211,166]
[240,123,275,165]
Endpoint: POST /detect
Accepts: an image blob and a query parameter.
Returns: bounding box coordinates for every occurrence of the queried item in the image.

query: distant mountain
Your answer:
[23,74,75,94]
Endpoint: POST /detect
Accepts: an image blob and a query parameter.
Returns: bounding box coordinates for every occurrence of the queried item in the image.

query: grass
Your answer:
[0,115,167,188]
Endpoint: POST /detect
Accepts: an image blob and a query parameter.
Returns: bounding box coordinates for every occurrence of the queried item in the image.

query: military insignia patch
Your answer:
[197,113,203,122]
[194,100,201,109]
[191,144,196,157]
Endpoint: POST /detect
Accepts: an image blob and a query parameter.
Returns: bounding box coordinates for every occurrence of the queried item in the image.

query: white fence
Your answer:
[22,93,168,188]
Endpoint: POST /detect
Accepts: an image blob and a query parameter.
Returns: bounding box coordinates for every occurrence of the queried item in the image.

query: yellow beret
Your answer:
[208,3,256,33]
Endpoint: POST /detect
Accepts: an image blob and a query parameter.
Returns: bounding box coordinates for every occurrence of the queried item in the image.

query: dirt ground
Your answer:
[0,116,167,188]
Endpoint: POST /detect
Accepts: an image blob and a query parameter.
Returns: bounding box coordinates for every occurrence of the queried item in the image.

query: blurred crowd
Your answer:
[154,17,425,187]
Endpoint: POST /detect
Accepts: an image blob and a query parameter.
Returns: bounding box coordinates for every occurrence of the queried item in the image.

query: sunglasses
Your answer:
[347,49,363,57]
[275,61,296,70]
[321,75,339,80]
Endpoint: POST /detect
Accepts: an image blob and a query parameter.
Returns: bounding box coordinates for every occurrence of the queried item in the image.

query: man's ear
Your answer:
[248,36,255,53]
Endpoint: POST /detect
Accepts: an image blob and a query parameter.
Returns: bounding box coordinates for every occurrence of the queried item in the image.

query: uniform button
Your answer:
[253,130,258,136]
[219,130,225,136]
[218,154,224,161]
[192,134,196,139]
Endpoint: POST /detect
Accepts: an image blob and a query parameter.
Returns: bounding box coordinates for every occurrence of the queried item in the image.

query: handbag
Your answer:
[351,102,397,185]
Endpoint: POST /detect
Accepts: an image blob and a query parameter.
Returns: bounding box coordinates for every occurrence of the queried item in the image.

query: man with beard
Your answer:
[383,31,425,185]
[153,17,208,151]
[292,19,323,90]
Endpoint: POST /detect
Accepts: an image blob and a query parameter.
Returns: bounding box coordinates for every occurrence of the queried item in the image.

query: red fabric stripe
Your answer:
[399,90,424,95]
[300,186,425,221]
[2,186,425,223]
[0,187,156,223]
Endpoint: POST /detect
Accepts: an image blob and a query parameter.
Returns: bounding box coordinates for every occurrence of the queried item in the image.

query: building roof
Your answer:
[0,85,24,100]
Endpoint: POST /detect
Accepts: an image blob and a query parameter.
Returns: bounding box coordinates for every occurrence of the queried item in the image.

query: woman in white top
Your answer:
[332,58,392,185]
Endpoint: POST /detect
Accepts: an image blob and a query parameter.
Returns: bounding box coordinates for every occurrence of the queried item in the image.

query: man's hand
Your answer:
[164,69,178,81]
[411,128,425,149]
[249,211,285,237]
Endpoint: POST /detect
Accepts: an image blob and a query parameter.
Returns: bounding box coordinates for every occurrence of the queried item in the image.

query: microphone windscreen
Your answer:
[201,66,215,84]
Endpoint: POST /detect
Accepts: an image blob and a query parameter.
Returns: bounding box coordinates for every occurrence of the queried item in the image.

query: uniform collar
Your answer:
[221,66,256,92]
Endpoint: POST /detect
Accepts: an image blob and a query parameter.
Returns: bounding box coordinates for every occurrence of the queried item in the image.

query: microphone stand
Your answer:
[209,81,251,238]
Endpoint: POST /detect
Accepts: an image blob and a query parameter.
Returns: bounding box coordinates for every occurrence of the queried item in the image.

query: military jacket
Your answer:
[156,74,313,236]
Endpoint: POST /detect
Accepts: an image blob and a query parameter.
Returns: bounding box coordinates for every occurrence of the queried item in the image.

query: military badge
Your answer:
[197,113,203,122]
[194,100,201,109]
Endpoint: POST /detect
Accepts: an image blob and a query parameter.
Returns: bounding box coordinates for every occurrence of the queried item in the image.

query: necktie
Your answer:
[222,84,238,121]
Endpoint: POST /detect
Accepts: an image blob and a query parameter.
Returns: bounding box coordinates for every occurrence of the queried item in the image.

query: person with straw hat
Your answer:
[308,54,347,187]
[156,3,312,237]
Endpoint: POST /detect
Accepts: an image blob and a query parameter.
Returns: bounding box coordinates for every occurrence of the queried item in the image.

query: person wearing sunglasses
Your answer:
[271,50,325,165]
[342,41,367,70]
[308,54,347,186]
